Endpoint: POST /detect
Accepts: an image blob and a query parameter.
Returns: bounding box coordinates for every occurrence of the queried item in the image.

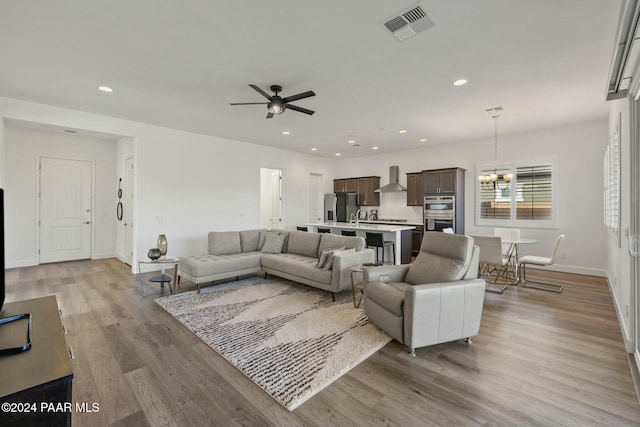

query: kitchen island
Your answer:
[304,222,415,264]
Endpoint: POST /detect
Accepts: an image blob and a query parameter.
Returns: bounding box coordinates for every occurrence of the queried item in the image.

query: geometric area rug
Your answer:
[155,277,391,411]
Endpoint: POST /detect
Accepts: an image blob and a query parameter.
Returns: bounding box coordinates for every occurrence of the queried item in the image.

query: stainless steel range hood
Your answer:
[375,166,407,192]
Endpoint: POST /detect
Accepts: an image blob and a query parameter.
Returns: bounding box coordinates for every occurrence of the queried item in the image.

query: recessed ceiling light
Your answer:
[419,138,427,142]
[282,131,290,135]
[372,146,379,150]
[453,79,467,86]
[335,153,341,156]
[399,130,407,134]
[98,86,113,93]
[311,148,317,151]
[348,140,355,144]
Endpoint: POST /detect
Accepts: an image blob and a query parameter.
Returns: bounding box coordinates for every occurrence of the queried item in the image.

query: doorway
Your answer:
[309,173,323,222]
[260,168,282,229]
[39,156,93,263]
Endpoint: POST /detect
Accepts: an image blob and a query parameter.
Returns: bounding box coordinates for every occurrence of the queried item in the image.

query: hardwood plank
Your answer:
[3,259,640,426]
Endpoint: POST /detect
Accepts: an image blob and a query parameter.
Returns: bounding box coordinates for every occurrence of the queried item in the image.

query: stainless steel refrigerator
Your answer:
[325,193,358,222]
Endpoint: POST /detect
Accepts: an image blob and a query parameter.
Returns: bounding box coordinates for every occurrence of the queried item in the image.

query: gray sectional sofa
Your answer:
[178,228,376,296]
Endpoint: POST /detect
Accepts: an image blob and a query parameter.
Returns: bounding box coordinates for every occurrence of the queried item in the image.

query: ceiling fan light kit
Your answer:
[230,84,316,119]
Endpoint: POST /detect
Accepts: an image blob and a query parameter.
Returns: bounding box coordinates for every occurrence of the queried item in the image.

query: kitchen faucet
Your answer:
[355,209,361,226]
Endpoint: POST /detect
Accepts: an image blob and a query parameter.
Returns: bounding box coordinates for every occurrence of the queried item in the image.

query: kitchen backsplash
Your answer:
[359,191,422,221]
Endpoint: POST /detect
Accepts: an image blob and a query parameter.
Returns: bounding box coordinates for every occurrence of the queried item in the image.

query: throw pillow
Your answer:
[316,246,345,269]
[258,231,279,251]
[322,247,355,270]
[261,234,286,253]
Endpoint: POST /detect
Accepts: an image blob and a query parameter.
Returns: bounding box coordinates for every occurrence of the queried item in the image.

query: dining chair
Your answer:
[470,235,512,293]
[317,228,331,233]
[493,227,520,279]
[341,230,356,236]
[296,226,308,232]
[517,234,565,293]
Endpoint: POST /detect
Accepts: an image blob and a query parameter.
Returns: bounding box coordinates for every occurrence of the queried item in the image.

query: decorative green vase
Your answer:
[157,234,168,256]
[148,248,161,260]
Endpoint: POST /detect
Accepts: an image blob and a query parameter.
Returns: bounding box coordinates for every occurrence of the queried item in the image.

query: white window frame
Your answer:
[475,156,559,229]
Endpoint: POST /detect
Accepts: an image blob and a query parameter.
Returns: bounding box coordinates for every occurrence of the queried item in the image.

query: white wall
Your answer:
[338,119,609,276]
[0,96,337,269]
[607,98,634,351]
[4,125,117,267]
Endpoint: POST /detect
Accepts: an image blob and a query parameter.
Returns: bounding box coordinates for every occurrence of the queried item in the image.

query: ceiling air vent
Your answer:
[381,3,436,41]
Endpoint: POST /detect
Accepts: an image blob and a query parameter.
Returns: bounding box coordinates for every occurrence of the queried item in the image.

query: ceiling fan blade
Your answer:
[266,112,274,119]
[286,104,315,115]
[281,90,316,103]
[230,102,268,105]
[249,84,273,100]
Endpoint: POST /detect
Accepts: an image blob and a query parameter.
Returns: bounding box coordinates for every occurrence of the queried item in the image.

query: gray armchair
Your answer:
[363,232,486,355]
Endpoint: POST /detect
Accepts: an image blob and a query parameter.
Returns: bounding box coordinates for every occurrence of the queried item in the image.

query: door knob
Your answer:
[83,221,91,224]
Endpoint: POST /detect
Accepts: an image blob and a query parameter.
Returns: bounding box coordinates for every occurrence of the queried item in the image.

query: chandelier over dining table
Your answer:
[479,108,513,191]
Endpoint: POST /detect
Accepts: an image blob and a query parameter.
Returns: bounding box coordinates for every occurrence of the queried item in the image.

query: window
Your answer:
[476,158,558,228]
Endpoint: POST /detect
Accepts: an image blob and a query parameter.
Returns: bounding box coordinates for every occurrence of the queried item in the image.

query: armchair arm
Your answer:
[403,279,486,349]
[363,265,411,283]
[331,249,376,292]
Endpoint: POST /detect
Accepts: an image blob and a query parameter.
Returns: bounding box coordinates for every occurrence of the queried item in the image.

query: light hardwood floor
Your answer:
[5,258,640,426]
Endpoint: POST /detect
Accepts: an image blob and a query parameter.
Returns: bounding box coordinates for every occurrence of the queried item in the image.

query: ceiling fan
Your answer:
[230,84,316,119]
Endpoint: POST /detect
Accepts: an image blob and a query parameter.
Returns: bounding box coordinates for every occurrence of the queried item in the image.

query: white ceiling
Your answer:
[0,0,622,158]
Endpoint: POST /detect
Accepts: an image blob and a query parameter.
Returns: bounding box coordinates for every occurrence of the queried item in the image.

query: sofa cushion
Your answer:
[318,233,365,255]
[261,234,286,253]
[261,253,332,284]
[240,229,265,253]
[287,230,321,258]
[179,252,263,277]
[208,231,241,255]
[404,232,473,285]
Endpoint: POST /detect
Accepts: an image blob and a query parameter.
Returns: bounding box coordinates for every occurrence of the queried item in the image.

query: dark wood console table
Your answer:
[0,295,73,427]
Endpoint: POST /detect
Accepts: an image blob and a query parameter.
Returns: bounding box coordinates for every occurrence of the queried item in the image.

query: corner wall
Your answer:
[338,119,609,277]
[0,96,337,269]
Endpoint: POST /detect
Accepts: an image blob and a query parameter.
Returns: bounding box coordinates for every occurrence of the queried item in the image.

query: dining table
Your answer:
[501,237,538,283]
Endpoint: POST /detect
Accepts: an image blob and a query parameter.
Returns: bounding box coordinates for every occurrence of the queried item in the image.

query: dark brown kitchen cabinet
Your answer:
[333,178,358,193]
[423,167,464,196]
[356,177,380,206]
[406,172,424,206]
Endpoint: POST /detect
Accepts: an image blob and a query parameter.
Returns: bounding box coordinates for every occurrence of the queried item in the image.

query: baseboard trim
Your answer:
[526,263,607,277]
[6,259,38,269]
[92,252,116,260]
[607,273,635,353]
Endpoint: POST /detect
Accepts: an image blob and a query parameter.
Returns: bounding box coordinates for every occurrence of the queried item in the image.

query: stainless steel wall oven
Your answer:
[424,195,456,232]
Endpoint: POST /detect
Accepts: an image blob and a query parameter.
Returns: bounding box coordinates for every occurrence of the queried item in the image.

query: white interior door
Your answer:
[270,170,282,229]
[309,173,323,222]
[40,157,92,263]
[124,156,134,265]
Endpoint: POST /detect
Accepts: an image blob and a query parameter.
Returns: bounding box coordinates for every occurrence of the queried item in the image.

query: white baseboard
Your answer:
[92,252,116,260]
[526,263,607,277]
[6,258,38,269]
[607,273,635,353]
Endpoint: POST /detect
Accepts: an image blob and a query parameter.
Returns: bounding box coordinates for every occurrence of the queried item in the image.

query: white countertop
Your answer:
[305,222,415,232]
[360,219,423,226]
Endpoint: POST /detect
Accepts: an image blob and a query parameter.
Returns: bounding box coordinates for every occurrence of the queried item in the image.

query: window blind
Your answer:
[515,164,552,220]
